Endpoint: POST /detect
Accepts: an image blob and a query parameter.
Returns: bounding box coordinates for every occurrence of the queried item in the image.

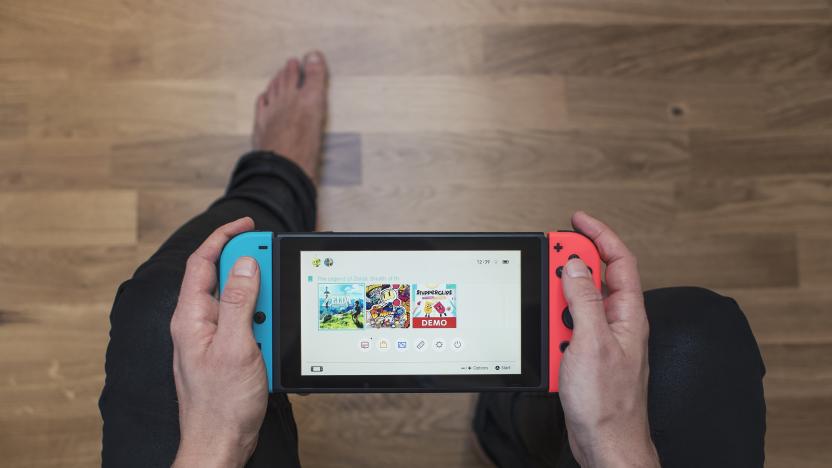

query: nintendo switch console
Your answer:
[218,232,601,393]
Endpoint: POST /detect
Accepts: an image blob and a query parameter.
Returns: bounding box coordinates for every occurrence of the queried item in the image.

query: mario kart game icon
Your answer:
[365,284,411,329]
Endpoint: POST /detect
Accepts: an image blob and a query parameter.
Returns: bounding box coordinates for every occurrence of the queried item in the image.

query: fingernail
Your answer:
[233,257,257,277]
[565,259,590,278]
[306,52,321,63]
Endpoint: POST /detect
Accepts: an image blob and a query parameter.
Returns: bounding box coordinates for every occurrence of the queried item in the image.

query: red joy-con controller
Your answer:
[547,231,602,392]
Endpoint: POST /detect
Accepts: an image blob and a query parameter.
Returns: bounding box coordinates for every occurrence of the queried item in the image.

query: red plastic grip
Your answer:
[547,232,602,392]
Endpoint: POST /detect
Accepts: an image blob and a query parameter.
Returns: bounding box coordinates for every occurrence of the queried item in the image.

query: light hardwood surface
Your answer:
[2,1,831,466]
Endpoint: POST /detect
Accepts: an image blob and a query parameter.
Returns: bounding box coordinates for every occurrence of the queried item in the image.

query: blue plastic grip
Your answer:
[218,231,274,392]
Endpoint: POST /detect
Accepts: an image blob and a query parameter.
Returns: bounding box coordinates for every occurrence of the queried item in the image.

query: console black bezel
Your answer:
[275,233,548,392]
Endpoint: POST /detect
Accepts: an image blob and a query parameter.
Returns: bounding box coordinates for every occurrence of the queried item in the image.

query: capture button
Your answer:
[253,311,266,324]
[562,307,573,330]
[559,341,570,352]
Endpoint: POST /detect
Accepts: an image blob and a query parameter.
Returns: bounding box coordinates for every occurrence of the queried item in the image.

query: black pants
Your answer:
[99,152,766,467]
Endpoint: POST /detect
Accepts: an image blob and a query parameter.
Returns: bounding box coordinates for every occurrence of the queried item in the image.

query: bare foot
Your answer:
[252,50,328,182]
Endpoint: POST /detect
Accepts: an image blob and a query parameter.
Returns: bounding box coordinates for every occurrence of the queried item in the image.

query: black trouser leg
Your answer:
[475,287,767,468]
[99,151,316,468]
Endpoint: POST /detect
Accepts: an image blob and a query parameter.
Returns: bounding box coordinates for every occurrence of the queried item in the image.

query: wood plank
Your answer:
[799,233,832,288]
[690,130,832,177]
[761,343,832,399]
[111,27,483,79]
[112,133,360,188]
[111,136,247,188]
[0,139,111,190]
[765,79,832,130]
[28,81,236,139]
[0,191,136,246]
[0,303,107,468]
[625,232,799,290]
[766,397,832,468]
[484,25,832,79]
[363,129,689,183]
[291,393,489,468]
[300,76,569,133]
[675,176,832,234]
[0,84,27,138]
[114,0,832,27]
[138,189,224,244]
[723,287,832,345]
[565,76,765,130]
[0,247,136,307]
[318,183,675,234]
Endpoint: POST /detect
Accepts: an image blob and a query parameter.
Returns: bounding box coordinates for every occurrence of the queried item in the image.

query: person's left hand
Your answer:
[170,217,267,468]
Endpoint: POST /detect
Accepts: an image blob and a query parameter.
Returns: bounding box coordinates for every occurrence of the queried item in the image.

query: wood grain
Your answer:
[484,25,832,79]
[318,183,675,234]
[138,189,224,243]
[675,176,832,234]
[363,130,689,183]
[0,247,135,307]
[625,232,799,290]
[726,287,832,345]
[799,234,832,288]
[766,397,832,467]
[765,80,832,130]
[565,76,765,130]
[690,130,832,177]
[0,140,111,190]
[0,191,137,246]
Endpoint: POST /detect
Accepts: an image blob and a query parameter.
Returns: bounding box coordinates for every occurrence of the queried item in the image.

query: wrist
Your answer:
[173,432,256,468]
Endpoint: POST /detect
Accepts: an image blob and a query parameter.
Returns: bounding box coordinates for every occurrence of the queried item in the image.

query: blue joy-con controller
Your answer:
[218,231,274,392]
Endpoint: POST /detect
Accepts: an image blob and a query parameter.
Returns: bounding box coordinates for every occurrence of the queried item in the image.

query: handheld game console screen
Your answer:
[299,250,522,376]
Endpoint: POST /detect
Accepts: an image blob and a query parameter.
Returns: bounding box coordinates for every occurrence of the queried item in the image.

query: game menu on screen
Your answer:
[299,250,522,376]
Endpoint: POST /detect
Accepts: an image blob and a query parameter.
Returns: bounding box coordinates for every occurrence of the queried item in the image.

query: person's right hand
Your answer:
[559,212,660,468]
[170,217,267,468]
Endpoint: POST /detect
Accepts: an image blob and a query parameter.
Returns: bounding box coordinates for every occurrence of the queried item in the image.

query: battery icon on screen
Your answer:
[502,260,509,264]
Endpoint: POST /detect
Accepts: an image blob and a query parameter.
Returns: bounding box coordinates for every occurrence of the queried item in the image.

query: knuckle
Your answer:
[185,253,201,271]
[220,286,251,307]
[575,286,604,305]
[169,315,185,341]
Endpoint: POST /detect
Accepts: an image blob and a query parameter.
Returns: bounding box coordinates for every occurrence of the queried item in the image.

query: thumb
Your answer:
[216,256,260,346]
[561,258,610,345]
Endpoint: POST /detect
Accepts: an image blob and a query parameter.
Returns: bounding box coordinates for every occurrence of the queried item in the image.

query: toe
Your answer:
[268,67,284,101]
[257,91,268,110]
[301,50,328,96]
[282,58,301,91]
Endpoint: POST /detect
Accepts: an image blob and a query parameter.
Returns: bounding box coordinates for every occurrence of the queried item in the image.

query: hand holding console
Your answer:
[170,217,266,467]
[199,213,655,466]
[558,212,658,467]
[219,229,602,393]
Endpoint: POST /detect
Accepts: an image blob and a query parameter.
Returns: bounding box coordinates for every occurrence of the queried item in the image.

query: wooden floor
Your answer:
[2,0,832,466]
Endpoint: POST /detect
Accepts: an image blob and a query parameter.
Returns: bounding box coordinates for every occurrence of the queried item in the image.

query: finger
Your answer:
[562,258,611,344]
[571,211,644,324]
[176,217,256,321]
[216,256,260,347]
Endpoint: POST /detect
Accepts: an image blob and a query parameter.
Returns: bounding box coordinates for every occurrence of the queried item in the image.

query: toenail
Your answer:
[306,52,321,63]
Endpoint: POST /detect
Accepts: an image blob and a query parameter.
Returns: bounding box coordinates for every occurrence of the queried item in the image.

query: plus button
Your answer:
[553,242,564,253]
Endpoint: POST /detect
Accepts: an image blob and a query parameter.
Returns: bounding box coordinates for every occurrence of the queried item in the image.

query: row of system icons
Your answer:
[357,337,464,353]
